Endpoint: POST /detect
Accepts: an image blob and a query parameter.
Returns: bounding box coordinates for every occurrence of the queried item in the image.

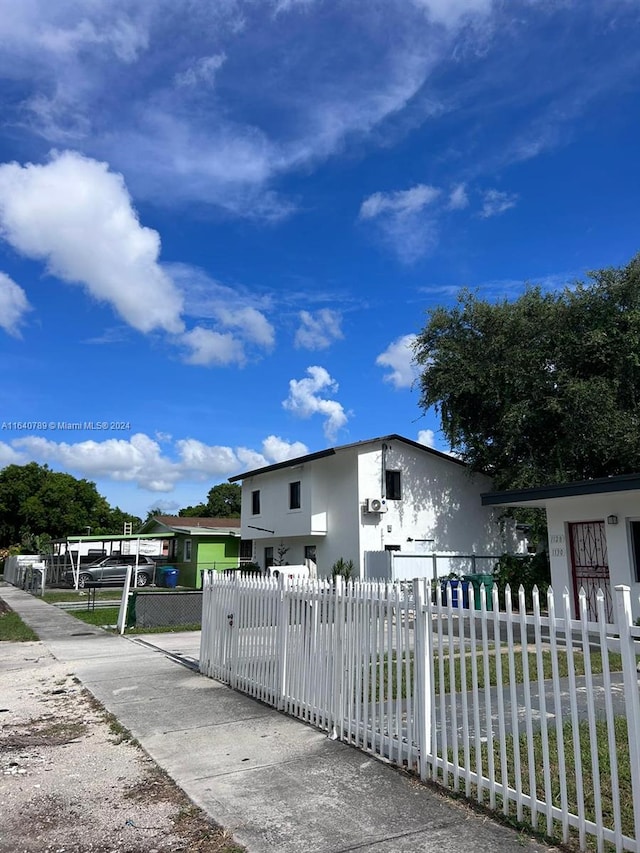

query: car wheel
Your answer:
[78,573,92,589]
[135,572,150,587]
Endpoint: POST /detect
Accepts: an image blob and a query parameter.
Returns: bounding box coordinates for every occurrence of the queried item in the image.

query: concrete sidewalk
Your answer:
[1,585,556,853]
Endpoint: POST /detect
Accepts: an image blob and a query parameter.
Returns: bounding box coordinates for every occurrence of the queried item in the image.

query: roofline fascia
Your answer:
[229,434,467,482]
[481,472,640,506]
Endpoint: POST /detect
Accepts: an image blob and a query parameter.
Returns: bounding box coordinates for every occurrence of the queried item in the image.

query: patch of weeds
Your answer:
[1,715,87,750]
[125,764,185,805]
[127,623,201,634]
[126,760,245,851]
[103,711,140,746]
[172,805,245,853]
[79,688,140,747]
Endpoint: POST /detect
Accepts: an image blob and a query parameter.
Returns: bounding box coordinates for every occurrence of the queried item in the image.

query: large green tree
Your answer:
[414,254,640,490]
[206,483,241,517]
[0,462,140,548]
[177,482,241,518]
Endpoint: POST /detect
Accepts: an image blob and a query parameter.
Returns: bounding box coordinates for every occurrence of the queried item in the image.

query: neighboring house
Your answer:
[229,434,519,579]
[138,516,245,588]
[482,472,640,622]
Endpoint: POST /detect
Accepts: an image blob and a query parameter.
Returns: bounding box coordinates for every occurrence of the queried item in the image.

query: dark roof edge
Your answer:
[228,447,337,481]
[229,434,467,482]
[481,471,640,506]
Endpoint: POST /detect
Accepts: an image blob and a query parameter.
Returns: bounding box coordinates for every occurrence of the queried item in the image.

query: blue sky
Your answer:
[1,0,639,519]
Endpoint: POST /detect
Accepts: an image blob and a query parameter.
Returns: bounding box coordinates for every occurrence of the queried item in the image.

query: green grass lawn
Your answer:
[69,607,200,635]
[42,587,192,604]
[0,601,39,641]
[72,607,120,626]
[43,589,123,603]
[368,649,625,702]
[445,716,634,853]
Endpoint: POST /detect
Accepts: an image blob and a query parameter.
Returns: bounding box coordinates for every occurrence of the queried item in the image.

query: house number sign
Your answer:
[550,533,564,557]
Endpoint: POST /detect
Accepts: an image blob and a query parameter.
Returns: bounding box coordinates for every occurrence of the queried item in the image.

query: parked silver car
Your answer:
[64,555,157,588]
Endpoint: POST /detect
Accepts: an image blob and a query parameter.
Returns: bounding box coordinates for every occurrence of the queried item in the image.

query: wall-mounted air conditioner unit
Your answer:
[364,498,387,513]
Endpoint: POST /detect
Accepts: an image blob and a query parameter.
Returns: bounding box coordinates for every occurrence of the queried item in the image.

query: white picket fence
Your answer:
[200,572,640,852]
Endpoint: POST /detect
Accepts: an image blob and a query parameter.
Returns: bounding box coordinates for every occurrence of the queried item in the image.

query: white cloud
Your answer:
[448,183,469,210]
[376,334,419,389]
[216,306,275,348]
[174,53,226,88]
[417,429,436,447]
[0,442,25,466]
[283,366,349,441]
[412,0,493,27]
[169,263,275,360]
[359,184,443,263]
[0,2,480,217]
[176,439,240,475]
[0,271,31,336]
[14,433,181,492]
[4,430,310,492]
[181,326,246,366]
[359,184,441,220]
[294,309,344,350]
[261,434,309,462]
[480,189,518,218]
[0,151,184,334]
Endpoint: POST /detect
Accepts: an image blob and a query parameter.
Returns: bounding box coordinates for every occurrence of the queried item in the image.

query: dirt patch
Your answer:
[0,643,244,853]
[1,715,88,750]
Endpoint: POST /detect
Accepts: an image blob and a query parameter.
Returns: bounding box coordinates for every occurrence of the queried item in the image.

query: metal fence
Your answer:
[200,572,640,852]
[131,590,203,628]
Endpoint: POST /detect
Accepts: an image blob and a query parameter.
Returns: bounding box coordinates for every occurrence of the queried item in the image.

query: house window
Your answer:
[289,480,301,510]
[385,470,402,500]
[264,546,274,570]
[252,490,261,515]
[630,520,640,582]
[184,539,192,561]
[240,539,253,560]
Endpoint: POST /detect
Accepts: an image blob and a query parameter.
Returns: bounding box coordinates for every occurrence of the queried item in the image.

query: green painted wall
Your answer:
[171,535,240,588]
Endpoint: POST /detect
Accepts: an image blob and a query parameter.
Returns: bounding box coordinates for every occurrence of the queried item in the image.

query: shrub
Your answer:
[492,551,551,610]
[331,557,355,582]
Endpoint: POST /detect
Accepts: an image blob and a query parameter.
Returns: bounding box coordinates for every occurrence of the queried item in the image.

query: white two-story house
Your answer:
[229,434,518,578]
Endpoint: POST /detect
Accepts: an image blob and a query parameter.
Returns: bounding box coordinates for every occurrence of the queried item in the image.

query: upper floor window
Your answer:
[386,469,402,500]
[630,520,640,582]
[251,490,261,515]
[289,480,301,510]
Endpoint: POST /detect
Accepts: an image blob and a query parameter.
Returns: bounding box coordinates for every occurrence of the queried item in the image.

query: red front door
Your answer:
[568,521,613,622]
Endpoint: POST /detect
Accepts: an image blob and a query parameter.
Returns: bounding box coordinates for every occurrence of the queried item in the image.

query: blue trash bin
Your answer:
[441,579,470,608]
[164,568,179,589]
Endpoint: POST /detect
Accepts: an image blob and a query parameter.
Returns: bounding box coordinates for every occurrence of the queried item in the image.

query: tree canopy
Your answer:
[414,254,640,491]
[0,462,141,549]
[178,483,241,518]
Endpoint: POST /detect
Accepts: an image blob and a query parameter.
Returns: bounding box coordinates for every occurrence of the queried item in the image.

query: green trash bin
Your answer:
[463,573,495,610]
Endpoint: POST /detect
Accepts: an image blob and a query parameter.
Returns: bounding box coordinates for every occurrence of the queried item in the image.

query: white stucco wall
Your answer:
[544,490,640,620]
[355,440,514,572]
[238,438,516,578]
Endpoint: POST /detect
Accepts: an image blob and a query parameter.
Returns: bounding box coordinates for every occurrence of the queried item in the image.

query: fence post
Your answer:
[277,574,288,711]
[413,577,431,781]
[331,575,345,740]
[615,585,640,847]
[229,575,241,690]
[116,565,132,635]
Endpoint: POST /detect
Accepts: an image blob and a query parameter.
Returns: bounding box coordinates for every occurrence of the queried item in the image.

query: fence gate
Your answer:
[568,521,613,621]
